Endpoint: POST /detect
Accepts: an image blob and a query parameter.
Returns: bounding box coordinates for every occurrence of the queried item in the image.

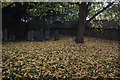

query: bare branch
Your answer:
[88,2,114,22]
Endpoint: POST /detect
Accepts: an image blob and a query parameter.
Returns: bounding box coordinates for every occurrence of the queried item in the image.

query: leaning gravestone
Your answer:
[54,30,60,40]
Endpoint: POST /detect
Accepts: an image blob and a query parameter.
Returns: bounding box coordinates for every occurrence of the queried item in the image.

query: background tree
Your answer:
[2,2,120,42]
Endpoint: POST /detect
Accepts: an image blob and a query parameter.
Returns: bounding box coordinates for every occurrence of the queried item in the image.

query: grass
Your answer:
[2,36,120,79]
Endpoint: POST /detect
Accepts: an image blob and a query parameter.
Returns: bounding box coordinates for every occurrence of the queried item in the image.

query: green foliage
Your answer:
[2,2,13,8]
[88,2,120,28]
[2,2,120,28]
[28,2,79,24]
[25,2,120,28]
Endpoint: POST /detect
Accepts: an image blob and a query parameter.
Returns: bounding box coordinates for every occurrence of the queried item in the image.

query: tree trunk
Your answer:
[75,21,86,43]
[75,2,90,43]
[75,2,114,43]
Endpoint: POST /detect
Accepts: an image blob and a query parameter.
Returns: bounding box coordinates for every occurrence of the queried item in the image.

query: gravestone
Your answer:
[54,30,59,40]
[45,30,50,40]
[8,33,15,41]
[0,30,2,41]
[34,30,38,41]
[2,29,4,41]
[49,29,54,39]
[31,31,34,41]
[27,31,30,41]
[27,30,34,41]
[35,29,44,41]
[12,35,15,41]
[8,33,12,41]
[8,36,10,41]
[40,29,44,41]
[3,29,8,41]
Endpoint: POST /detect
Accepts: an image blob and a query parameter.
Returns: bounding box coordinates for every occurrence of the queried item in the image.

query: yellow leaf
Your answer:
[15,74,22,78]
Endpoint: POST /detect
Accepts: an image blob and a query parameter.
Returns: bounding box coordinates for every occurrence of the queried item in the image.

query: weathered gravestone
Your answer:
[12,35,15,41]
[8,33,15,41]
[49,28,54,39]
[27,30,34,41]
[3,29,8,41]
[8,33,12,41]
[54,29,60,40]
[34,30,38,41]
[35,29,44,41]
[45,30,50,40]
[52,21,62,40]
[0,30,2,41]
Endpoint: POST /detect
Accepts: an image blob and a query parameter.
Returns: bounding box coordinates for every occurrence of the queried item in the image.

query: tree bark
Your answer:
[75,2,114,43]
[75,2,90,43]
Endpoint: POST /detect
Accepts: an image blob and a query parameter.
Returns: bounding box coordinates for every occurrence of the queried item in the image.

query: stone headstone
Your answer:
[49,29,54,39]
[3,29,8,41]
[2,30,4,41]
[35,29,44,41]
[27,31,30,41]
[31,31,34,41]
[0,30,2,41]
[45,30,50,40]
[12,35,15,41]
[8,33,12,41]
[54,30,59,40]
[34,30,38,41]
[8,34,15,41]
[27,30,34,41]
